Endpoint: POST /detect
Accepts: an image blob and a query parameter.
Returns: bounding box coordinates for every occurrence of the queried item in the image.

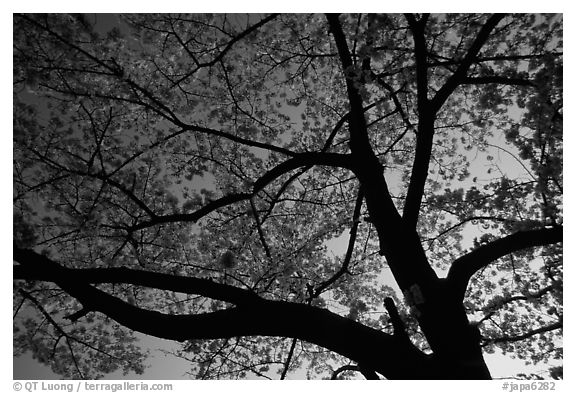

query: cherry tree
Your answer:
[13,13,562,379]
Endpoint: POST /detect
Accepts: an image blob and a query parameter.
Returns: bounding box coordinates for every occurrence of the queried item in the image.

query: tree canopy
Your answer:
[13,13,562,380]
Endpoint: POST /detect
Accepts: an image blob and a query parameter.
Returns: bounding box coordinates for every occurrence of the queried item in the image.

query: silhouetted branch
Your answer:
[358,364,380,380]
[280,337,298,380]
[313,187,364,297]
[447,226,563,299]
[14,244,435,379]
[326,14,372,153]
[14,245,262,307]
[331,365,360,379]
[384,297,410,341]
[331,364,379,380]
[64,308,91,323]
[488,321,562,344]
[402,14,433,229]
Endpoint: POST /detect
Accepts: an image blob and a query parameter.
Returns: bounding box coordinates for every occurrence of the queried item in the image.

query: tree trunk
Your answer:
[416,281,492,379]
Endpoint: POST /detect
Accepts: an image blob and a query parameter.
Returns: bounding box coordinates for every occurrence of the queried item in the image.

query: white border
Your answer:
[4,3,573,391]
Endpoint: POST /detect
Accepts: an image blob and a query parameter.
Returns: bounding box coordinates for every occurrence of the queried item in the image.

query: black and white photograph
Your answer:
[12,9,564,383]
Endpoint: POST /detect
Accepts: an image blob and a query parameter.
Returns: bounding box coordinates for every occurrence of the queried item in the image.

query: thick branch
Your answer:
[331,365,361,380]
[402,14,434,229]
[384,297,410,341]
[404,14,429,118]
[331,364,379,380]
[326,14,372,154]
[325,15,438,294]
[358,365,380,380]
[14,246,261,307]
[446,226,563,299]
[13,246,435,379]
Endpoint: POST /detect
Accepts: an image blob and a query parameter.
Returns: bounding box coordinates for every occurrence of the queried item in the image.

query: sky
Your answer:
[5,1,575,389]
